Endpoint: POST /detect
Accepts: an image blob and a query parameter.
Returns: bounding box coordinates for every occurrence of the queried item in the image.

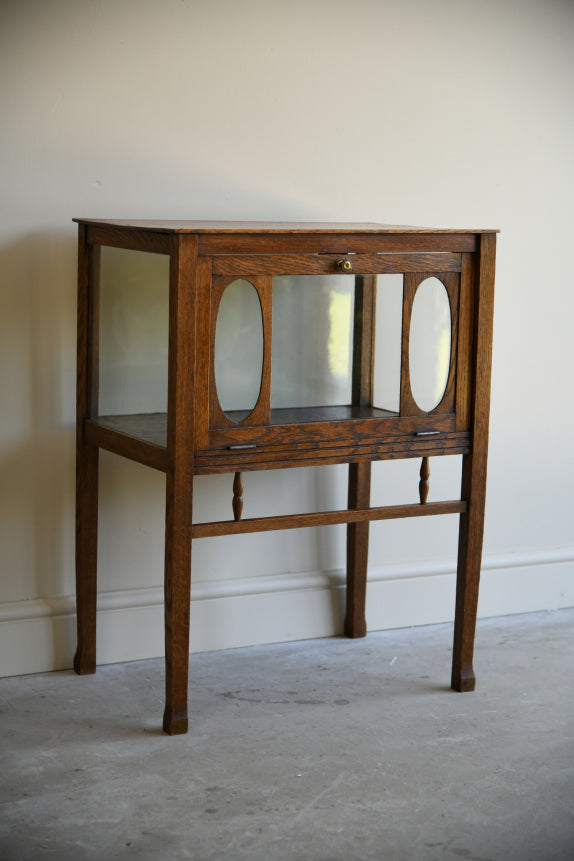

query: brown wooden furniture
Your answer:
[74,219,497,735]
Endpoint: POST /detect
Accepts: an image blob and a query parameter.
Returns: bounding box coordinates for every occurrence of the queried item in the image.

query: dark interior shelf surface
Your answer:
[93,405,400,450]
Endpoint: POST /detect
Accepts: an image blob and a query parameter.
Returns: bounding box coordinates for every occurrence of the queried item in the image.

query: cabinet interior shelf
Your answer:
[86,407,469,476]
[92,404,398,446]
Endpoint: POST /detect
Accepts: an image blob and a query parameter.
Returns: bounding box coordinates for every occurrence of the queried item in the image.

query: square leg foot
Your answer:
[163,710,188,736]
[344,619,367,639]
[73,651,96,675]
[451,672,476,693]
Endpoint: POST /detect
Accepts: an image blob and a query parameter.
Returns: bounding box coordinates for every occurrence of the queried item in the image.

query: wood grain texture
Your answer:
[400,272,459,418]
[74,224,100,675]
[74,445,98,674]
[208,275,272,429]
[74,218,499,234]
[232,472,244,522]
[346,462,371,638]
[419,457,430,504]
[214,403,396,427]
[451,233,496,692]
[212,253,462,277]
[400,273,417,416]
[192,500,467,539]
[74,220,497,733]
[208,410,456,451]
[192,256,213,451]
[195,438,470,474]
[345,275,376,638]
[86,224,171,255]
[84,412,468,471]
[455,253,475,432]
[200,233,478,256]
[351,276,377,409]
[88,413,168,447]
[163,234,197,735]
[85,418,168,472]
[87,244,100,417]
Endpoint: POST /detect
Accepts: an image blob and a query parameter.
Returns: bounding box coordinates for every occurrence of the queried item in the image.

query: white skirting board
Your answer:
[0,547,572,678]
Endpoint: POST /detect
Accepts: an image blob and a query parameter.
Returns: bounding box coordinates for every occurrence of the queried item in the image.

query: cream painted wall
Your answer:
[1,0,573,676]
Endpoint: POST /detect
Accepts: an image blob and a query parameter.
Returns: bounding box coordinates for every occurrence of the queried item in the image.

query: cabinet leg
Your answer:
[162,232,197,735]
[345,461,371,638]
[162,472,193,735]
[74,442,99,675]
[451,454,486,692]
[452,232,495,691]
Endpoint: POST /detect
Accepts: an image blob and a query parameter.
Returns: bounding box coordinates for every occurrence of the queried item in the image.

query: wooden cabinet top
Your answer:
[73,218,499,235]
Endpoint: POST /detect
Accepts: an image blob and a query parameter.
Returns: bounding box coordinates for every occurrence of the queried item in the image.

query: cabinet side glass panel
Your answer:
[98,247,169,416]
[372,274,403,414]
[409,276,451,412]
[214,278,264,418]
[271,275,354,409]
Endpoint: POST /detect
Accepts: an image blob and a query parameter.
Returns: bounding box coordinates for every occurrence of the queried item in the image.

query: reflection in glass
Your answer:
[409,277,451,412]
[99,247,169,415]
[271,275,354,408]
[214,279,263,419]
[372,274,403,413]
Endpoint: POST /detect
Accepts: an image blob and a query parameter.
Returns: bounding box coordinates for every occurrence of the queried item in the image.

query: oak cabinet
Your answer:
[74,219,497,734]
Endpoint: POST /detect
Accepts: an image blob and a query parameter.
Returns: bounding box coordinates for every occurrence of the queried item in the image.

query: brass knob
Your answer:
[337,258,353,272]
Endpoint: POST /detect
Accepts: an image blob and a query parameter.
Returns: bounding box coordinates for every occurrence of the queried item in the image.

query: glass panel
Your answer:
[372,274,403,414]
[409,277,451,412]
[99,247,169,416]
[214,279,263,419]
[271,275,354,408]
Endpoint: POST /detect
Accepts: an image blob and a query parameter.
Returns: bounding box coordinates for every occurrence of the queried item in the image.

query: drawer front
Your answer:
[195,424,470,475]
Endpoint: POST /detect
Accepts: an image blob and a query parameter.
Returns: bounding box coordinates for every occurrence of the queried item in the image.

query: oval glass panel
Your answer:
[409,277,451,412]
[214,279,263,421]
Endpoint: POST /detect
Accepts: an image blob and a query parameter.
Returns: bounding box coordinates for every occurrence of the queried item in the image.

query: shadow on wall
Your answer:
[0,232,78,611]
[0,223,359,666]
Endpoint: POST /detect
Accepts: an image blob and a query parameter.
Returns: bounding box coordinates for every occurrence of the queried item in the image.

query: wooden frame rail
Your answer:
[192,500,467,538]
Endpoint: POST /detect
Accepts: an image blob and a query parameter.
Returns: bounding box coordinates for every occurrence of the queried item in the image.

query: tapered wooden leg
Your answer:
[74,224,99,676]
[162,469,193,735]
[451,456,485,692]
[74,441,99,674]
[452,233,496,692]
[162,233,197,735]
[345,461,371,638]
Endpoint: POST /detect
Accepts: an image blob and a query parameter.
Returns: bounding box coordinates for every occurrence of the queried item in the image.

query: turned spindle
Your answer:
[419,457,430,504]
[232,472,244,521]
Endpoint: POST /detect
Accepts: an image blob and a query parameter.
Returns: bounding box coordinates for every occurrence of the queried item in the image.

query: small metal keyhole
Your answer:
[337,258,353,272]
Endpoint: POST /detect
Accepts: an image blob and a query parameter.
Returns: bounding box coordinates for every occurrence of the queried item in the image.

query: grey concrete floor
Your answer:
[1,608,573,861]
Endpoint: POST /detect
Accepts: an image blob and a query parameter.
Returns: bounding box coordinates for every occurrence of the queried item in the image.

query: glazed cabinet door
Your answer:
[197,251,473,468]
